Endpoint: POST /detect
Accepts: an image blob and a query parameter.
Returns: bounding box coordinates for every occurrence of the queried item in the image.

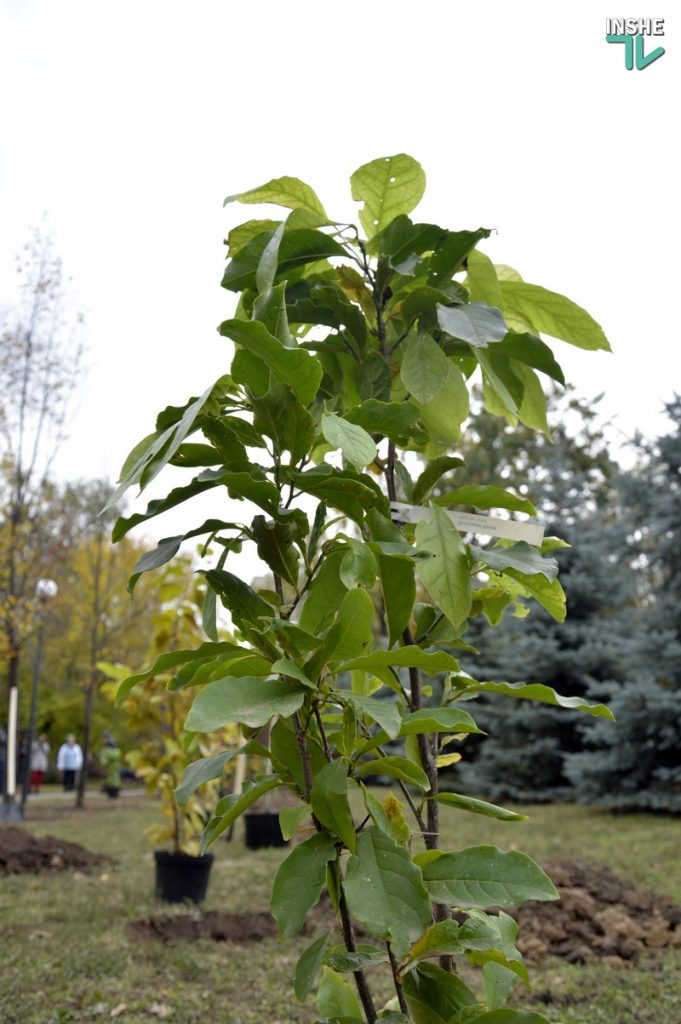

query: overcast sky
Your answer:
[1,0,679,557]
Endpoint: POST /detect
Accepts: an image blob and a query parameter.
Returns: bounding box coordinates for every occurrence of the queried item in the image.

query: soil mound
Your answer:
[127,910,278,944]
[0,825,107,875]
[515,859,681,963]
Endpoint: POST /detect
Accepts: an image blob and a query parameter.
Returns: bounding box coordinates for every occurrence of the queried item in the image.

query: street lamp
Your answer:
[0,579,57,822]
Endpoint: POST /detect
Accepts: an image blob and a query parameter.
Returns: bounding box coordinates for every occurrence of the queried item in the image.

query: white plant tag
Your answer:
[390,501,545,547]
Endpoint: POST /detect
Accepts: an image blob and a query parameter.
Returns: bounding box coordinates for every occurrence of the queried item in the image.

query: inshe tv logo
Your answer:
[606,18,665,69]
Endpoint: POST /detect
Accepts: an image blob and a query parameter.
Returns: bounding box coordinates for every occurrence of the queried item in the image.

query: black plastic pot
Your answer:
[103,785,120,799]
[244,811,288,849]
[154,850,214,903]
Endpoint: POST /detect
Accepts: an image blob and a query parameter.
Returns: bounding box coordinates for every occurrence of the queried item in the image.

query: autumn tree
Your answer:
[1,226,83,816]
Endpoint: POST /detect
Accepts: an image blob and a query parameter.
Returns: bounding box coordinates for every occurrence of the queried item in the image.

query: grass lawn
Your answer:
[1,793,680,1024]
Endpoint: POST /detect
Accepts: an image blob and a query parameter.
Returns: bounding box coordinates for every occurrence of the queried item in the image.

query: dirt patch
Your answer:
[127,910,279,944]
[0,825,108,875]
[514,859,681,963]
[127,858,681,966]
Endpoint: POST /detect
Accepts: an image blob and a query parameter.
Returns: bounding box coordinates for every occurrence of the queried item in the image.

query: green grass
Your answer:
[1,795,680,1024]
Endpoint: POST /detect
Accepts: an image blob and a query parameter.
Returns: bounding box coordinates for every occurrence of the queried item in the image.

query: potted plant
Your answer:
[101,564,240,902]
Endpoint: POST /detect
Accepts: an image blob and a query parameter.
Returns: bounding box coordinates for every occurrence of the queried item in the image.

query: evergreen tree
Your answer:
[454,392,636,801]
[567,398,681,810]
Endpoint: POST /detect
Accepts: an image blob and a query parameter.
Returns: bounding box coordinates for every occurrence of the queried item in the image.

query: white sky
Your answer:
[1,0,679,562]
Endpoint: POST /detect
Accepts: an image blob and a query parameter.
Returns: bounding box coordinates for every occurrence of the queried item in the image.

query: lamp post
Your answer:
[0,579,58,822]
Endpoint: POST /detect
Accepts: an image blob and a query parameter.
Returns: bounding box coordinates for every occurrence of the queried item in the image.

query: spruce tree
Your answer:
[567,398,681,810]
[455,392,636,801]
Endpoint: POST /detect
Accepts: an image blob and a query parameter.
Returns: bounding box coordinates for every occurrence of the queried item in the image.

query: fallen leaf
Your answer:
[150,1004,172,1019]
[110,1004,127,1018]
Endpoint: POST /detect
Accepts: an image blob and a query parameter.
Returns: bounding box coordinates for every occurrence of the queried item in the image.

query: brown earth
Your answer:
[129,858,681,966]
[513,859,681,963]
[127,910,279,944]
[0,825,108,875]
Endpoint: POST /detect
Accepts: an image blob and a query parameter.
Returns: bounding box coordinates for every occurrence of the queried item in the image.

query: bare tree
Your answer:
[0,226,84,819]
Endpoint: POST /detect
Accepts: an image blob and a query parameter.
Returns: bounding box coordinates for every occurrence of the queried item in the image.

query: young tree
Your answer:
[110,156,612,1022]
[0,227,83,817]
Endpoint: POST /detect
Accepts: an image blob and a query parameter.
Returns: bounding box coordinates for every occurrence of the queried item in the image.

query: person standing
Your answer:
[56,734,83,792]
[30,734,50,793]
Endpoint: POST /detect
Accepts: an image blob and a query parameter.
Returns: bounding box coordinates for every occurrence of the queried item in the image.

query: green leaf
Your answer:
[316,967,363,1021]
[418,362,470,448]
[359,350,392,401]
[502,568,566,622]
[252,384,315,465]
[345,400,419,445]
[204,569,273,631]
[357,706,482,756]
[400,333,451,405]
[111,477,222,542]
[435,487,536,517]
[466,250,503,308]
[114,642,255,703]
[434,793,527,822]
[256,221,286,294]
[403,963,478,1024]
[470,542,557,581]
[350,154,426,238]
[294,932,331,1002]
[310,587,375,671]
[494,332,565,386]
[198,468,281,516]
[225,175,327,218]
[324,944,388,973]
[220,318,322,405]
[322,414,378,472]
[340,540,378,590]
[377,553,416,647]
[106,385,215,509]
[337,692,401,741]
[202,585,217,641]
[175,742,265,805]
[167,648,273,691]
[127,535,183,594]
[279,803,312,841]
[271,657,315,689]
[288,283,367,352]
[344,828,432,957]
[227,218,280,255]
[221,228,345,292]
[355,756,429,790]
[339,648,461,676]
[476,349,523,418]
[270,719,328,794]
[483,962,519,1012]
[514,362,551,435]
[310,759,356,851]
[437,302,508,348]
[251,515,300,588]
[415,505,471,628]
[271,833,337,938]
[428,230,491,287]
[412,456,465,505]
[294,465,387,522]
[417,845,558,908]
[299,550,348,635]
[499,280,610,352]
[458,677,614,719]
[185,676,307,731]
[201,776,281,851]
